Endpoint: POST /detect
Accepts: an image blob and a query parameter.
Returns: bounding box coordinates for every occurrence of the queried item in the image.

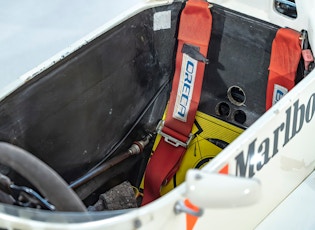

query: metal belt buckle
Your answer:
[156,120,193,148]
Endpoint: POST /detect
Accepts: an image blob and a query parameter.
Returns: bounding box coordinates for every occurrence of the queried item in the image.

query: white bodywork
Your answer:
[0,0,314,229]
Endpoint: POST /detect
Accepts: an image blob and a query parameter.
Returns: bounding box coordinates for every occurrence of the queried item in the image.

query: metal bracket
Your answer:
[174,200,203,217]
[156,120,193,148]
[275,0,297,19]
[182,43,209,64]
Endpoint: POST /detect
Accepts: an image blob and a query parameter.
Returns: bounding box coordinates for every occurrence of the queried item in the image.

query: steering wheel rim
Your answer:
[0,142,86,212]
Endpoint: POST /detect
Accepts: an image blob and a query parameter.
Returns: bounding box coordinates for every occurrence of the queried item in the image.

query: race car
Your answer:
[0,0,314,229]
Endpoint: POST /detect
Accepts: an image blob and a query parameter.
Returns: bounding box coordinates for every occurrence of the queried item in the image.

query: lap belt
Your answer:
[142,0,212,205]
[266,28,302,110]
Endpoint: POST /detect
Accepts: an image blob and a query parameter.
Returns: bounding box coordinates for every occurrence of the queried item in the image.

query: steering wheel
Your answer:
[0,142,86,212]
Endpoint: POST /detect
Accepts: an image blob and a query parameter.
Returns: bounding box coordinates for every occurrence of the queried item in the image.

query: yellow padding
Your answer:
[141,111,244,196]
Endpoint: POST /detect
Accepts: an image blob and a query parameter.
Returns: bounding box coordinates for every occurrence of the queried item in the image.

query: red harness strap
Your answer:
[142,0,212,205]
[266,28,302,110]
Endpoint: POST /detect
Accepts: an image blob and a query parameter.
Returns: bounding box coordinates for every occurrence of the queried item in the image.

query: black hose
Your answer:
[0,142,86,212]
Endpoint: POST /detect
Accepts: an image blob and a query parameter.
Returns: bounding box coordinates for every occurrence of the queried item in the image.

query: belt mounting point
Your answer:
[156,120,193,148]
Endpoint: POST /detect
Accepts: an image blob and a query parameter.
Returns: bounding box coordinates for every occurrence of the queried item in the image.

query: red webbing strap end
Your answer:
[266,28,302,110]
[142,0,212,206]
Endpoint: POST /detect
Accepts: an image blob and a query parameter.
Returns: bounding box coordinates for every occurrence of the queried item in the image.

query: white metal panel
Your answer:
[256,171,315,230]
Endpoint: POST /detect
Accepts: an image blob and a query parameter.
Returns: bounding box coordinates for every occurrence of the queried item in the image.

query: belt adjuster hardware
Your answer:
[156,120,193,148]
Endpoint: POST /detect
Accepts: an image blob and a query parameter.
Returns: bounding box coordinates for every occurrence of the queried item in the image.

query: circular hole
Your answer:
[233,110,247,124]
[215,102,230,117]
[227,86,246,106]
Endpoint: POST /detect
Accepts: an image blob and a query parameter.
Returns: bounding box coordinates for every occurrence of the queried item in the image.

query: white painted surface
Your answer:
[186,169,261,208]
[256,171,315,230]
